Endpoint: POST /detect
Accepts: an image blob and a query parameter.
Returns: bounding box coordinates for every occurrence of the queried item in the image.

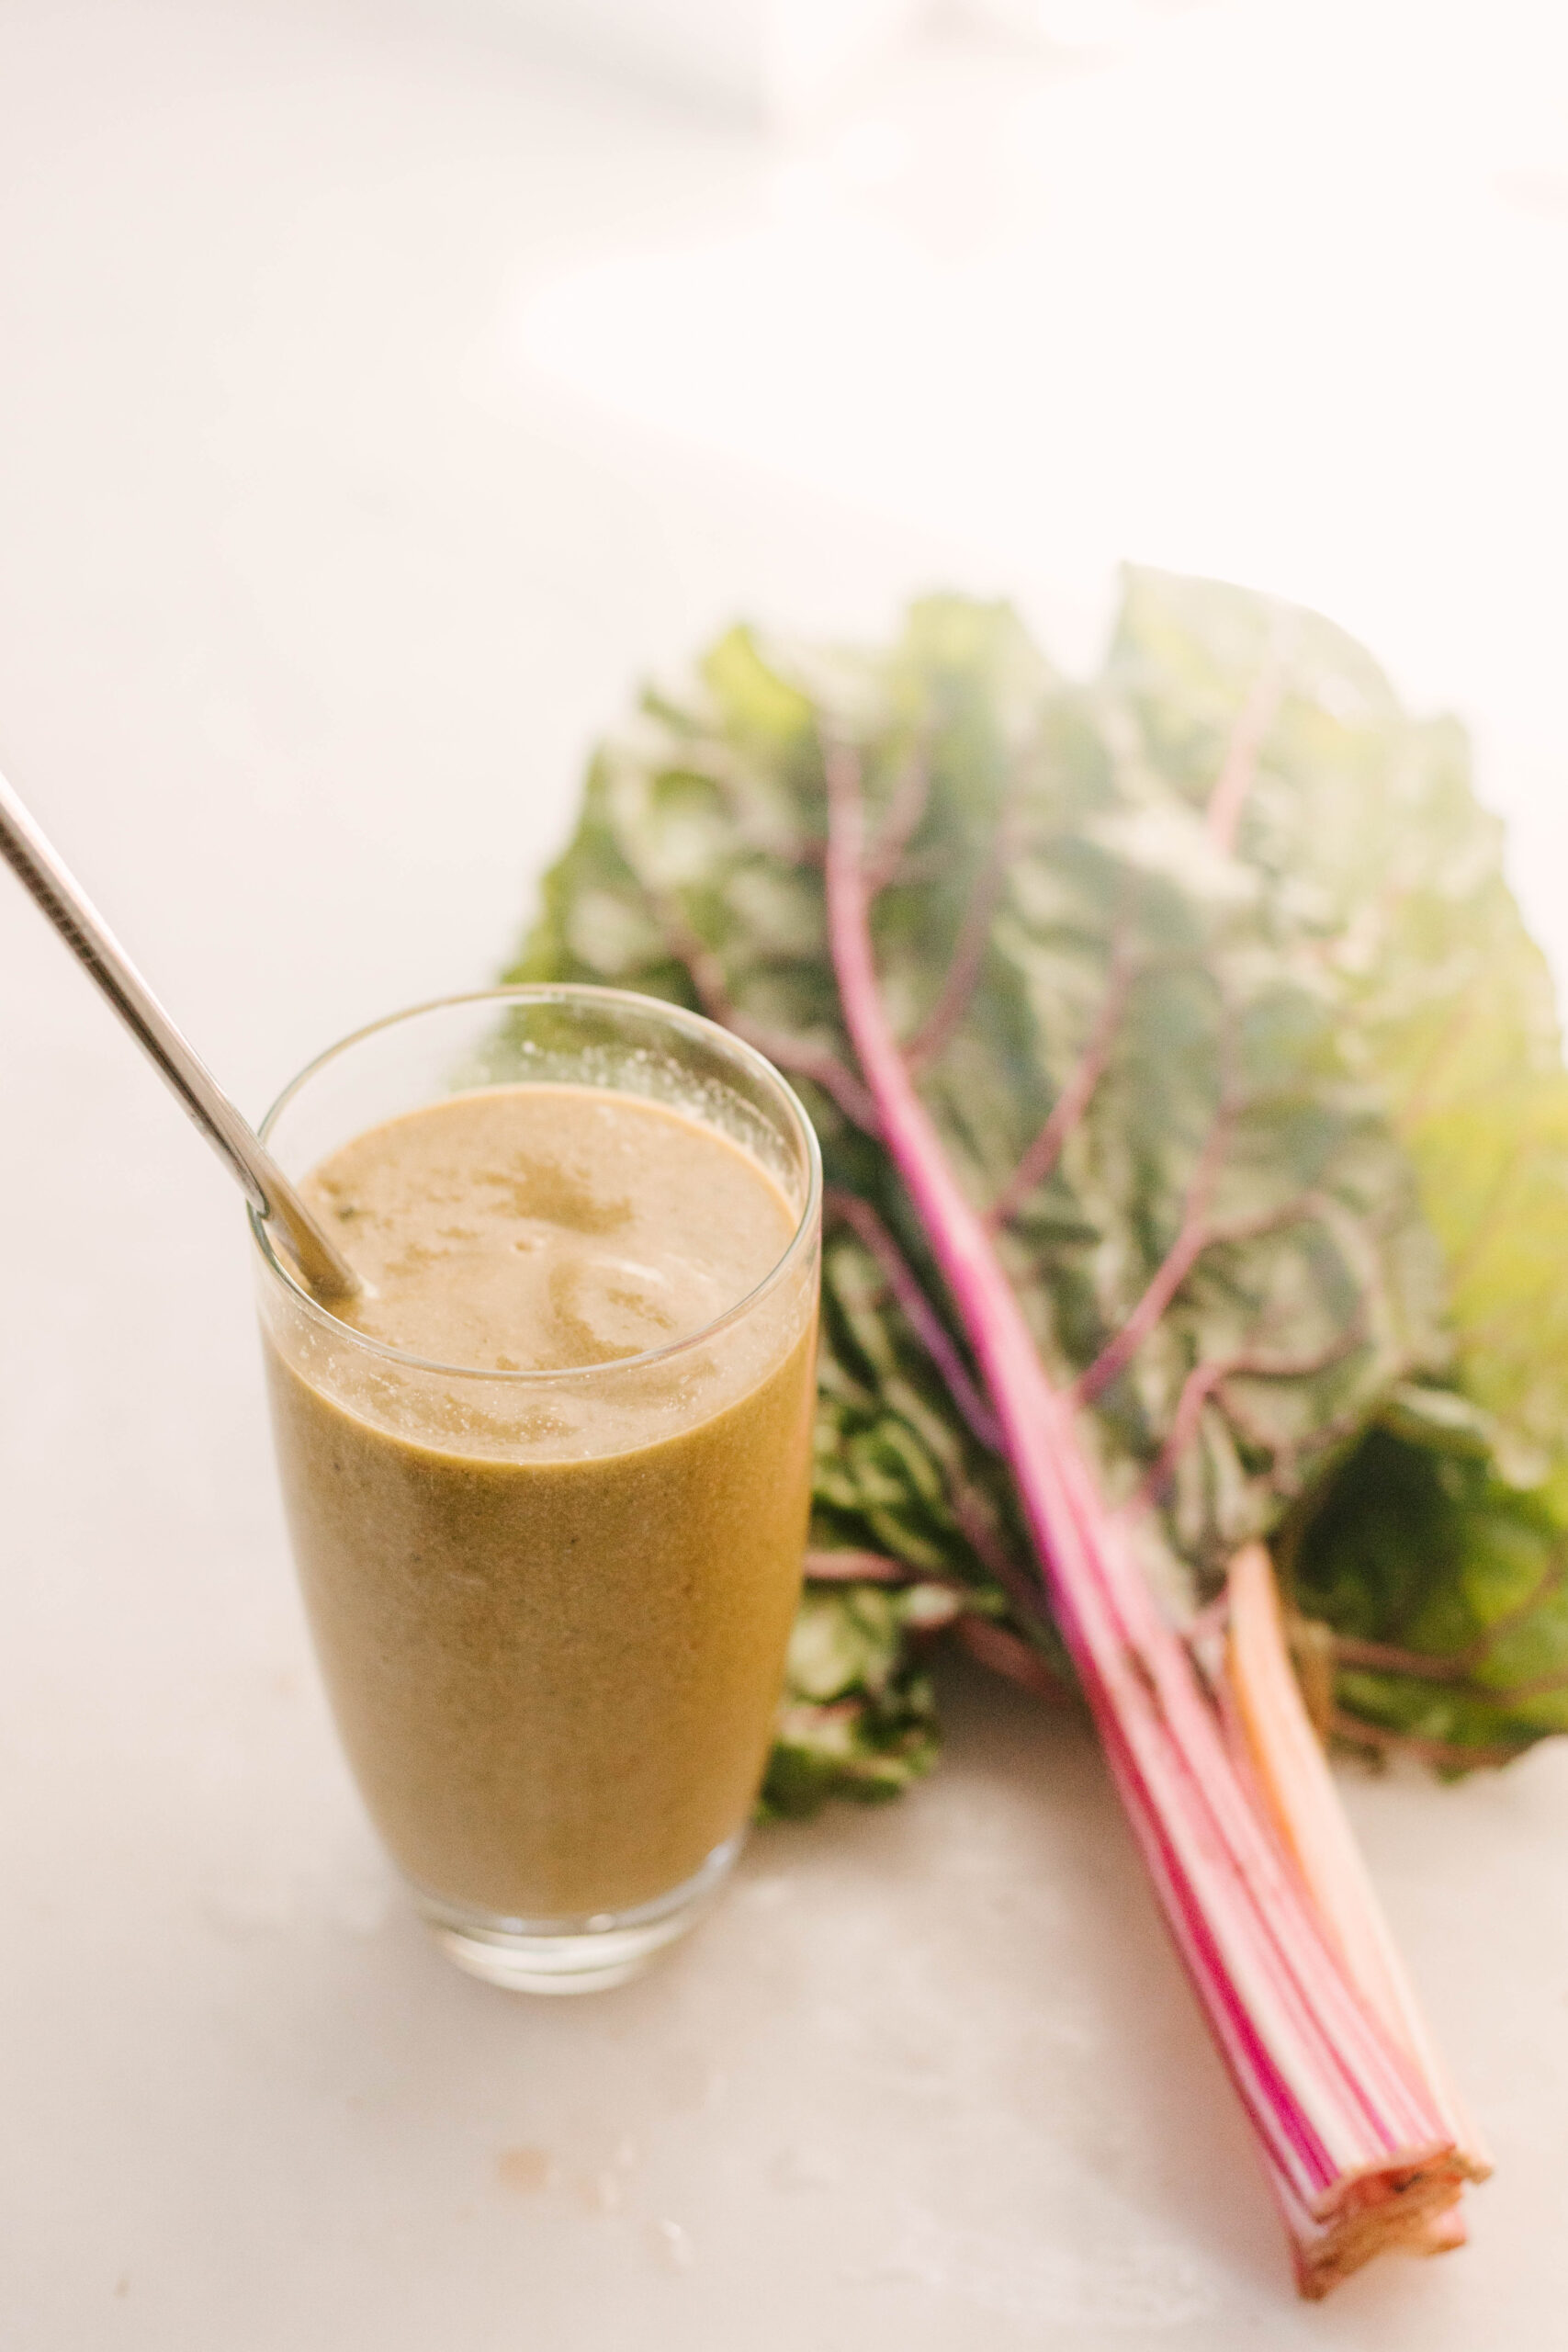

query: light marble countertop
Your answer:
[3,5,1567,2345]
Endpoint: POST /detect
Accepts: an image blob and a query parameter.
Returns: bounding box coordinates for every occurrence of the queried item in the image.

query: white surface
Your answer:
[485,0,922,123]
[2,4,1567,2345]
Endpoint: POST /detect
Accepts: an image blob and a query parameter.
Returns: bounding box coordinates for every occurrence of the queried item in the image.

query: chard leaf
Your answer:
[513,575,1568,1790]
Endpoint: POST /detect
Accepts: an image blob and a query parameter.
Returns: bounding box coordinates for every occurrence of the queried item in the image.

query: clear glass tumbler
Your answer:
[252,987,821,1993]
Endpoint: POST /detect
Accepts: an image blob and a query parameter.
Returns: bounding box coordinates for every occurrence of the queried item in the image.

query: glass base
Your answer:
[412,1833,744,1995]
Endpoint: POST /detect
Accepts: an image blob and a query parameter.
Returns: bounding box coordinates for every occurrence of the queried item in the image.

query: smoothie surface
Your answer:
[301,1083,797,1372]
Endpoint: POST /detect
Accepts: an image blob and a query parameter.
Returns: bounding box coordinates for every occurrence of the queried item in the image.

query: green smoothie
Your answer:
[261,1084,816,1923]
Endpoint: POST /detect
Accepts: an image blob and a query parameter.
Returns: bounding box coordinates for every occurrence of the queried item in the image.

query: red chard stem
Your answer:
[819,736,1477,2296]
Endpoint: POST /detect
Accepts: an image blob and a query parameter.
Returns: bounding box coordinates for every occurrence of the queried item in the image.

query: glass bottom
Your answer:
[412,1833,744,1995]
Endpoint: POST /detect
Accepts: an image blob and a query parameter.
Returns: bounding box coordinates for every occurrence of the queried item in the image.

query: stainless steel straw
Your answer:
[0,766,361,1302]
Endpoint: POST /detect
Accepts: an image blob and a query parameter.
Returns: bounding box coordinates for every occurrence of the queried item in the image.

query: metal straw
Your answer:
[0,766,362,1303]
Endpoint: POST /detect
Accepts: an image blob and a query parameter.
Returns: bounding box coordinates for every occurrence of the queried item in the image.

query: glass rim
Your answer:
[249,983,823,1385]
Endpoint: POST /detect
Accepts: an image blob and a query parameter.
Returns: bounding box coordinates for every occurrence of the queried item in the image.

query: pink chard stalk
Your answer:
[819,741,1488,2298]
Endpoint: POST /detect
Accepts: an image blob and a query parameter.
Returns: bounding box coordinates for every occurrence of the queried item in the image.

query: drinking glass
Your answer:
[253,987,821,1992]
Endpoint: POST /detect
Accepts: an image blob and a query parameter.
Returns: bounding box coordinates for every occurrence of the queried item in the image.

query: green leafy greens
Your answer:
[510,570,1568,1801]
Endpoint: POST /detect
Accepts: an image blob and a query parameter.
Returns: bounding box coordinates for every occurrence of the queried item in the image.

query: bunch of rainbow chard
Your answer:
[515,570,1568,2292]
